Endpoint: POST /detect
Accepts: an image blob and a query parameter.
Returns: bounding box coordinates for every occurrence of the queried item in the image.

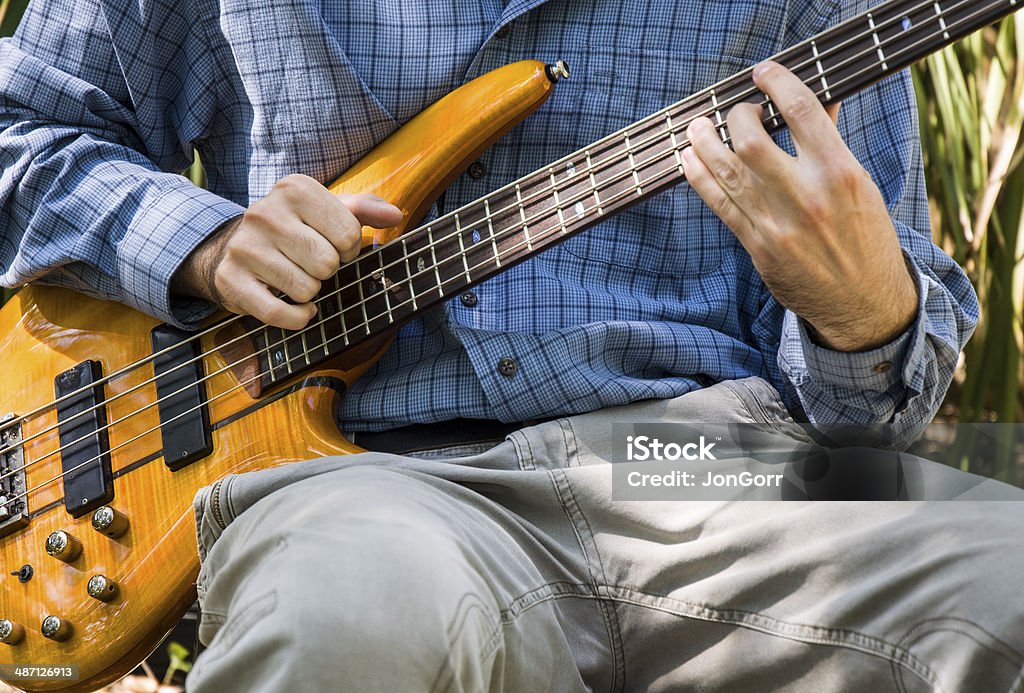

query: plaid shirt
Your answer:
[0,0,978,446]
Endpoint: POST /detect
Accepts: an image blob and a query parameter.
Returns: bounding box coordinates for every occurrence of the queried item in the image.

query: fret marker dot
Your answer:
[472,229,481,244]
[901,16,912,31]
[416,257,426,272]
[574,201,585,217]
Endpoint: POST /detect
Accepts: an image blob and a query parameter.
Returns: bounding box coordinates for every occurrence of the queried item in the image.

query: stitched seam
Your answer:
[899,617,1024,663]
[599,585,940,690]
[893,620,1024,693]
[554,417,627,692]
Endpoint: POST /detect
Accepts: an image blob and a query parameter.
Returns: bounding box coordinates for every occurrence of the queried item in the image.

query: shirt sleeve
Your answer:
[770,69,979,449]
[0,1,243,329]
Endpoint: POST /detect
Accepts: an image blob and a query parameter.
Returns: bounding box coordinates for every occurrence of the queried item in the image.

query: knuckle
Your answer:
[732,131,761,158]
[244,202,280,229]
[718,161,743,191]
[290,276,321,303]
[312,252,340,280]
[782,95,816,122]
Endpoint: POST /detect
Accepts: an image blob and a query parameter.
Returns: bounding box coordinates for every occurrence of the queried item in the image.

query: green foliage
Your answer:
[912,15,1024,480]
[163,641,193,686]
[0,0,28,38]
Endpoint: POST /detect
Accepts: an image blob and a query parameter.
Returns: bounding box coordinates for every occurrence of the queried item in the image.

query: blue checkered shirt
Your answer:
[0,0,978,447]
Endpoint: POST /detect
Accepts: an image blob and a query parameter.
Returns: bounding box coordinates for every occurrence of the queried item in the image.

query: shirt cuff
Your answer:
[784,257,930,395]
[117,182,244,329]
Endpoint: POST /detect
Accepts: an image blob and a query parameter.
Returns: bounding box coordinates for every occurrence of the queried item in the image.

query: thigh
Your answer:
[190,456,614,692]
[510,379,1024,692]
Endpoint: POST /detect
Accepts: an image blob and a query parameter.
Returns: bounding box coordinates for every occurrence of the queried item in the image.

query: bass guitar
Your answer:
[0,0,1017,689]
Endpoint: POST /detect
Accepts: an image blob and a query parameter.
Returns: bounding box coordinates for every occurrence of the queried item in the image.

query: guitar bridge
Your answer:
[0,413,29,539]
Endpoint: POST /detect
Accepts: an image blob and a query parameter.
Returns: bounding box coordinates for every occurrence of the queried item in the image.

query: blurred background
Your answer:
[0,2,1021,691]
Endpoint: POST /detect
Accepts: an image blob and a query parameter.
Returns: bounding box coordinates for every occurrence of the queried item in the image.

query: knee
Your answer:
[195,467,503,689]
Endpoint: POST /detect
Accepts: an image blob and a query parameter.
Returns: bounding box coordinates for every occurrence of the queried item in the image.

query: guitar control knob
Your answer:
[87,574,119,602]
[45,530,82,563]
[0,619,24,645]
[40,616,72,642]
[91,506,129,538]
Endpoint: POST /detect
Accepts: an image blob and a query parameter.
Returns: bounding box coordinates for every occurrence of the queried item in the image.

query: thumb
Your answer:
[337,193,404,229]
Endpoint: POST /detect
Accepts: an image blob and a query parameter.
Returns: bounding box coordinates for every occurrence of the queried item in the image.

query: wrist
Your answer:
[170,215,242,304]
[807,257,919,353]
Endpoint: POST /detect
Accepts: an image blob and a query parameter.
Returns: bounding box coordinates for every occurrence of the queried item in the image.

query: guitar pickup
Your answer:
[151,326,213,471]
[55,361,114,517]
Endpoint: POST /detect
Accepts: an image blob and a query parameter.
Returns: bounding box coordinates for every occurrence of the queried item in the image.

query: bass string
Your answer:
[0,0,988,496]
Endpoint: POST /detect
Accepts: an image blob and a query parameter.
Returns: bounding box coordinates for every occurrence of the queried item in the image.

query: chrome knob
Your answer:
[41,615,72,641]
[45,530,82,563]
[91,506,129,538]
[87,574,119,602]
[0,619,24,645]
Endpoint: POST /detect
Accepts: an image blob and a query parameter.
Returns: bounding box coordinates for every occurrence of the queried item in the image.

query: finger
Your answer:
[336,192,405,228]
[686,117,757,209]
[240,246,322,306]
[752,61,843,160]
[681,145,754,240]
[220,273,316,330]
[273,221,343,281]
[726,102,795,187]
[273,175,365,262]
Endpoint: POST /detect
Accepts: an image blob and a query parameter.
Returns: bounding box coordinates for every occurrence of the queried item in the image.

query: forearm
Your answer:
[777,233,978,449]
[0,38,243,328]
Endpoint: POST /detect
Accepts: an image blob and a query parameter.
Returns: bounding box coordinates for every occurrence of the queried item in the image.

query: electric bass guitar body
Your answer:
[0,61,557,692]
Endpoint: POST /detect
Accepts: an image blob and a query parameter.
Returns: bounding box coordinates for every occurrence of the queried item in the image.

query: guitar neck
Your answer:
[255,0,1016,388]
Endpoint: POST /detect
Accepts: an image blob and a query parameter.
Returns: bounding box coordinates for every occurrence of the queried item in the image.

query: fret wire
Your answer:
[355,268,373,335]
[400,238,420,311]
[548,169,568,228]
[484,199,501,268]
[811,40,833,101]
[454,214,473,284]
[933,1,950,40]
[622,132,644,196]
[374,252,396,324]
[299,329,311,367]
[317,308,330,357]
[299,0,1006,354]
[515,184,533,251]
[335,279,350,346]
[426,226,444,297]
[584,150,605,215]
[665,114,686,177]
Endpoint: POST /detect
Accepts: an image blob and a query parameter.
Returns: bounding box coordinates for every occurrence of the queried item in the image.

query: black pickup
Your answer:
[54,360,113,517]
[151,326,213,471]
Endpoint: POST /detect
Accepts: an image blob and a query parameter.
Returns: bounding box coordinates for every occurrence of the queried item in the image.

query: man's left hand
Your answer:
[682,60,918,352]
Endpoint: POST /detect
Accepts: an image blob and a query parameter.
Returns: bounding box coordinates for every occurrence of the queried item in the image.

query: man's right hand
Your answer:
[172,174,404,330]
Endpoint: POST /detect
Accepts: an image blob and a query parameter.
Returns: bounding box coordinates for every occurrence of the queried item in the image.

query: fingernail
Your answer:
[753,62,772,79]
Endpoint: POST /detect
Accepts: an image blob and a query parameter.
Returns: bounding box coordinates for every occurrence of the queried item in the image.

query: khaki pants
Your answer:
[188,378,1024,692]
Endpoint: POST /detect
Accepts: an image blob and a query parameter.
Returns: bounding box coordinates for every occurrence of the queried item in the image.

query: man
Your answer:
[1,0,1021,691]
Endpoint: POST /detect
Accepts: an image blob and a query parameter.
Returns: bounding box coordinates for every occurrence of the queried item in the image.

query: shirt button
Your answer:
[873,361,893,374]
[495,24,511,38]
[460,291,478,307]
[468,161,487,179]
[498,357,517,377]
